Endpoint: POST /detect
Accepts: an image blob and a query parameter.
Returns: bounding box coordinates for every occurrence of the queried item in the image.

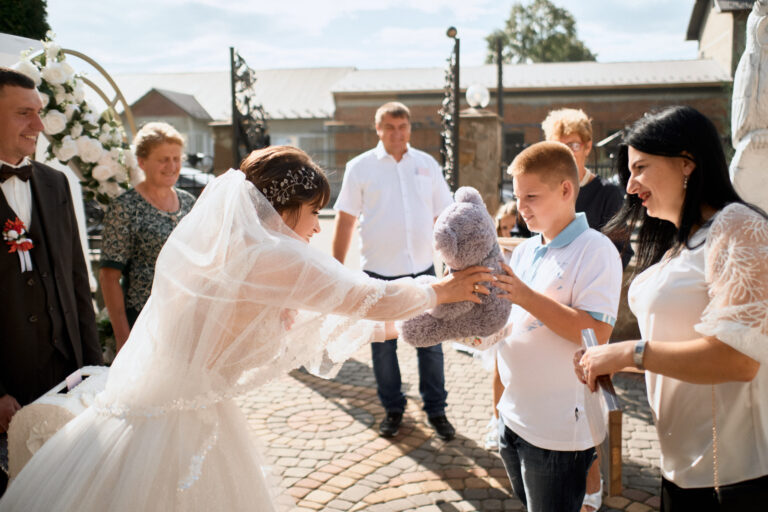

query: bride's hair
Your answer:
[240,146,331,225]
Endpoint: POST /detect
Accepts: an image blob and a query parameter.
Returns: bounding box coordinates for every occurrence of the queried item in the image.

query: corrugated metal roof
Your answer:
[331,60,731,94]
[113,67,355,121]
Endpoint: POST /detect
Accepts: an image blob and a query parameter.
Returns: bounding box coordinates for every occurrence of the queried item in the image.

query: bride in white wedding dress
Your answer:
[0,146,493,511]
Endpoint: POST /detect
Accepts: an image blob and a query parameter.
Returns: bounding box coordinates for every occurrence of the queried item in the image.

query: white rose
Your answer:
[92,163,116,181]
[7,229,18,239]
[124,151,138,170]
[98,132,111,145]
[64,103,79,121]
[111,130,124,145]
[113,166,129,183]
[82,108,99,126]
[41,62,69,85]
[53,85,67,105]
[41,109,67,135]
[45,42,61,61]
[39,92,50,108]
[73,82,85,103]
[13,59,42,86]
[60,61,74,78]
[70,122,83,138]
[76,136,104,163]
[54,135,78,162]
[98,180,122,198]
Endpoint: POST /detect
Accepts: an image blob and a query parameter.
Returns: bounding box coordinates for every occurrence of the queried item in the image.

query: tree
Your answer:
[486,0,596,64]
[0,0,51,41]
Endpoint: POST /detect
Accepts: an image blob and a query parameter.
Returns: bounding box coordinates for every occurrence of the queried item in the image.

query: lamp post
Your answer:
[496,36,503,119]
[439,26,460,191]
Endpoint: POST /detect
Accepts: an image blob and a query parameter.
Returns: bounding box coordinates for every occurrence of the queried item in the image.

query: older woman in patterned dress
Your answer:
[99,122,196,352]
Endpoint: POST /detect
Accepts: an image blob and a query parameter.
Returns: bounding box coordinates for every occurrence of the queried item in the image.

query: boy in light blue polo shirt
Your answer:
[494,141,622,512]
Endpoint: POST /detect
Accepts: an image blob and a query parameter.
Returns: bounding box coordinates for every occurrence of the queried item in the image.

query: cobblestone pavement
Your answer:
[236,344,663,511]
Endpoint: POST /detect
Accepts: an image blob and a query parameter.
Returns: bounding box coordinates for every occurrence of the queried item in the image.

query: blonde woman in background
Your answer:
[99,122,196,352]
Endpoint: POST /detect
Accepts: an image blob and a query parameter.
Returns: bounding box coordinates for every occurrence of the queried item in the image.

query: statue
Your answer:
[730,0,768,211]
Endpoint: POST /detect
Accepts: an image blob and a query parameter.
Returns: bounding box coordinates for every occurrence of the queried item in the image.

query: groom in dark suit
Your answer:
[0,67,102,494]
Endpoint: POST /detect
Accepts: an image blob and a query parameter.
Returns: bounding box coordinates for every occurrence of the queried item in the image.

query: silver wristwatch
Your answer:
[633,339,647,370]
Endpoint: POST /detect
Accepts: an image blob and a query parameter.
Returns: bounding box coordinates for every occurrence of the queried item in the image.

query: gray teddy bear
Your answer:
[399,186,511,348]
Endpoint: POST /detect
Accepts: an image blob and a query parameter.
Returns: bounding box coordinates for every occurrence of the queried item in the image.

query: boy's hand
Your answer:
[494,261,530,305]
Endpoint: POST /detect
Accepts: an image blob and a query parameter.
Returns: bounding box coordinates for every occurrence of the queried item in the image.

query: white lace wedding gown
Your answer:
[0,170,438,511]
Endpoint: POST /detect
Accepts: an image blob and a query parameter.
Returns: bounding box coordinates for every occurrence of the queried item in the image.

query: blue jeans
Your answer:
[498,420,594,512]
[365,266,448,417]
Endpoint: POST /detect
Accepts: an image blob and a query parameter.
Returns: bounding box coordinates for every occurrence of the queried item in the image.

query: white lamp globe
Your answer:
[466,84,490,108]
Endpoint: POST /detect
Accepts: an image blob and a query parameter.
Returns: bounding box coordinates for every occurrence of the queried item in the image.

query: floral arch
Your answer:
[14,33,138,207]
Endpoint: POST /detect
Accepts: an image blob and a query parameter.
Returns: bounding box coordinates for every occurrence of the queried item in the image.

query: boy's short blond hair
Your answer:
[541,108,593,142]
[507,141,579,190]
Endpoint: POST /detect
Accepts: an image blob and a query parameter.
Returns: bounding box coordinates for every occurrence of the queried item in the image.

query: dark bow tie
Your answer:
[0,164,33,183]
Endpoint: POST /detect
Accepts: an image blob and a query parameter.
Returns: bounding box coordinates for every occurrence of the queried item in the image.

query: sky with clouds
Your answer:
[46,0,699,73]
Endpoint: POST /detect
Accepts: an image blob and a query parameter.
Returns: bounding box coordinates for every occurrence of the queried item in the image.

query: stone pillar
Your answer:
[458,108,502,216]
[730,0,768,211]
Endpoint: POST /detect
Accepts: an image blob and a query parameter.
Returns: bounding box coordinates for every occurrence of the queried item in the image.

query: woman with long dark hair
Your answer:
[574,106,768,511]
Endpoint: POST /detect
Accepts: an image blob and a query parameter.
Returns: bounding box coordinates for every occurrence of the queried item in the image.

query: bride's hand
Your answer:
[431,266,495,305]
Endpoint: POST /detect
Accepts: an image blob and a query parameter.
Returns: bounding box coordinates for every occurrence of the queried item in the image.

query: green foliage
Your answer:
[486,0,596,64]
[0,0,51,40]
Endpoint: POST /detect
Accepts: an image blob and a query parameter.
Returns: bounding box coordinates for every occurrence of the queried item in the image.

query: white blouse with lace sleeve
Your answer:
[628,202,768,489]
[695,203,768,362]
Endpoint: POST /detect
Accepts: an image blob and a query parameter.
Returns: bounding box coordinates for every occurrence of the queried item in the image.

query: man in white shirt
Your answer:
[332,102,456,440]
[0,67,102,495]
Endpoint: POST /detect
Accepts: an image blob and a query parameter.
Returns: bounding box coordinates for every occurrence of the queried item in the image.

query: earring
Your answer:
[683,176,688,190]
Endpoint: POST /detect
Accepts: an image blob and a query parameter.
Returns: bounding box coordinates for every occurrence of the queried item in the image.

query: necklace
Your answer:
[137,185,181,222]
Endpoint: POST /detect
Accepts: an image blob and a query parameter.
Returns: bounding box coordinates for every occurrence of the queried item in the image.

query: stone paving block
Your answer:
[303,489,335,505]
[463,488,490,500]
[365,472,391,484]
[338,483,375,502]
[385,498,417,511]
[419,480,450,493]
[407,493,433,507]
[604,495,631,508]
[325,499,355,510]
[626,503,653,512]
[364,487,407,504]
[645,495,661,508]
[482,499,503,510]
[378,466,401,478]
[503,498,525,510]
[623,488,652,502]
[295,502,323,510]
[325,475,357,490]
[283,467,314,478]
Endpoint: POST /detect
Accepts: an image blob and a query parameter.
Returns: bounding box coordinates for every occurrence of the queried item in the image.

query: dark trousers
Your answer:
[499,421,595,512]
[365,266,448,417]
[661,474,768,512]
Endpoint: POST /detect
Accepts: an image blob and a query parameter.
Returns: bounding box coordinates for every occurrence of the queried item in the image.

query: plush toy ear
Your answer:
[454,186,483,206]
[434,224,457,259]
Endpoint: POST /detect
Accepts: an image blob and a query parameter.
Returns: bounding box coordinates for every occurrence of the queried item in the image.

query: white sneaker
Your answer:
[483,417,499,450]
[581,477,603,512]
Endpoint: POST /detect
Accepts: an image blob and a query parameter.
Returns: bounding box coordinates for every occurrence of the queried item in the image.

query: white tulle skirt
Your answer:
[0,399,281,511]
